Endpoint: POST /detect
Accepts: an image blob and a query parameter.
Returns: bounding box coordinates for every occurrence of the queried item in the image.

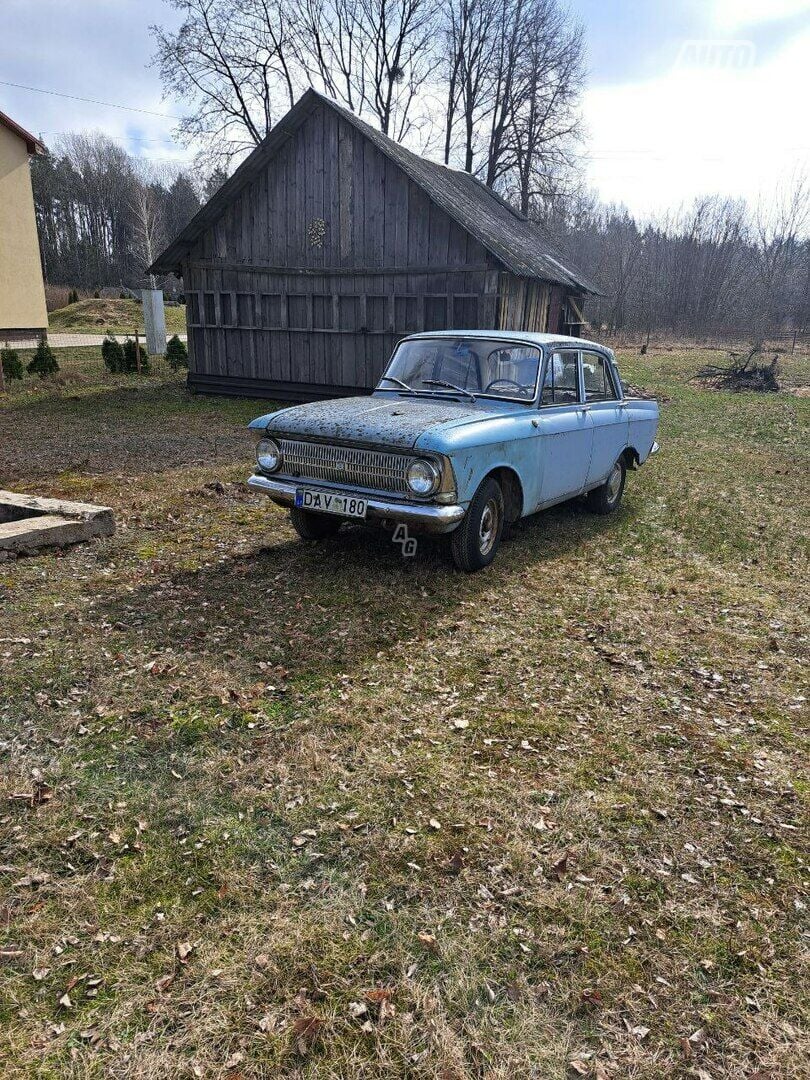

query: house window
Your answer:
[453,295,478,328]
[312,294,334,329]
[260,294,282,327]
[394,295,418,331]
[287,294,309,329]
[366,295,389,332]
[338,295,361,331]
[424,295,448,330]
[236,293,254,326]
[220,293,234,326]
[203,292,216,325]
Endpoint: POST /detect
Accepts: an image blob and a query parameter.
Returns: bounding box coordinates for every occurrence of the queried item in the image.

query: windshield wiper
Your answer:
[378,375,415,393]
[421,379,476,401]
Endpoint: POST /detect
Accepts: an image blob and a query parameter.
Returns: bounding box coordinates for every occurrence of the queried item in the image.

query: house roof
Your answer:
[0,110,45,155]
[151,89,596,293]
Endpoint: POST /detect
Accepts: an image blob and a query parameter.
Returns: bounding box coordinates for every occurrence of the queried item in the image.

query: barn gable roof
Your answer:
[152,89,595,293]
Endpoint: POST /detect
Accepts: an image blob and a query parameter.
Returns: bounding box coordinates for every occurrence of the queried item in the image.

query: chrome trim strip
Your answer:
[650,441,660,455]
[247,475,465,534]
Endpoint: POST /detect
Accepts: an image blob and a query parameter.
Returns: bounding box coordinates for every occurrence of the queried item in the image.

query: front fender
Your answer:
[416,417,542,513]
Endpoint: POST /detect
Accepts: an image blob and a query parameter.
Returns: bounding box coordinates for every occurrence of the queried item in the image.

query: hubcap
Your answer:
[607,463,623,502]
[478,498,499,555]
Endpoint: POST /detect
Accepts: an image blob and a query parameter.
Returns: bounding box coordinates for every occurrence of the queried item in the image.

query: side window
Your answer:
[541,349,579,405]
[582,351,618,401]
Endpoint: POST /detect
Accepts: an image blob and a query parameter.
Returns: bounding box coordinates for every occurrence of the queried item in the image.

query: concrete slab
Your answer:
[0,490,114,556]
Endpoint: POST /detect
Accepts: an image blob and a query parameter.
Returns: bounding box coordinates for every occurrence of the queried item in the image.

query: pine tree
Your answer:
[165,334,188,371]
[122,338,150,374]
[1,343,24,380]
[101,334,125,373]
[27,335,60,378]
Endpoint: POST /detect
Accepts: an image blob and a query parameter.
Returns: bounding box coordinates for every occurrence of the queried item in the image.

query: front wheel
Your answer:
[451,476,504,572]
[586,458,626,515]
[289,507,343,540]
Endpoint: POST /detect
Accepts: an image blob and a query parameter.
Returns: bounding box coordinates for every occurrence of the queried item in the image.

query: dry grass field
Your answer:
[47,299,187,337]
[0,345,808,1079]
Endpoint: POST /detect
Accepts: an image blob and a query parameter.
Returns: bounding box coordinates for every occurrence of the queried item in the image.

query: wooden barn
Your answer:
[152,89,596,401]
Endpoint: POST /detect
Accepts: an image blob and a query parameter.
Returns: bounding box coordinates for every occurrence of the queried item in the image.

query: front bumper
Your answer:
[247,474,466,534]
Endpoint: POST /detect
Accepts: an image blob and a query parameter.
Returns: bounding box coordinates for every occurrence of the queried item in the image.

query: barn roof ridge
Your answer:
[151,88,596,293]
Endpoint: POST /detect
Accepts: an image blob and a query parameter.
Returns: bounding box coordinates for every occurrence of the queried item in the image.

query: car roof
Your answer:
[401,329,609,351]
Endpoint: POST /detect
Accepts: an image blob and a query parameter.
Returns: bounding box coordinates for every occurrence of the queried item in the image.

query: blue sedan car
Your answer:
[247,331,659,571]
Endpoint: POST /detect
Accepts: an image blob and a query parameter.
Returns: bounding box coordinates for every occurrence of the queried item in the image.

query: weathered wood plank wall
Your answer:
[183,100,561,399]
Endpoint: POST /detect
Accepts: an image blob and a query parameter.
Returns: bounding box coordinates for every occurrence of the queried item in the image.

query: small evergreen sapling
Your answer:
[122,338,150,374]
[27,335,60,378]
[102,334,125,373]
[1,343,24,381]
[166,334,188,370]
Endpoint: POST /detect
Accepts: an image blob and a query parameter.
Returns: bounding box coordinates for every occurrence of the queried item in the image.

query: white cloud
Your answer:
[582,27,810,217]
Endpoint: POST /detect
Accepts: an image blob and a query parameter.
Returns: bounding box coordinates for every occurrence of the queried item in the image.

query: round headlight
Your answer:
[406,458,440,496]
[256,437,282,473]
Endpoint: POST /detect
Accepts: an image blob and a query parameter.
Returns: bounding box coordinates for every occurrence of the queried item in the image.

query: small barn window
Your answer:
[236,293,254,326]
[288,294,309,329]
[187,292,201,325]
[424,295,448,330]
[366,295,390,332]
[453,295,478,328]
[338,296,361,331]
[220,293,234,326]
[203,292,216,325]
[260,294,282,327]
[394,295,419,331]
[312,294,334,329]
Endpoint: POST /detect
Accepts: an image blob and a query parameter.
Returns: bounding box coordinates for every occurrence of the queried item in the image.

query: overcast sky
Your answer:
[1,0,808,218]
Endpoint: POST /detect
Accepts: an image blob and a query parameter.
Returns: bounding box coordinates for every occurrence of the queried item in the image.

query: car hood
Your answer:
[250,395,518,450]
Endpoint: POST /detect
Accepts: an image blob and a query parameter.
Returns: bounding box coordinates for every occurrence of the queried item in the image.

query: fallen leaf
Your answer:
[452,718,469,730]
[155,973,175,993]
[292,1015,323,1054]
[57,993,72,1009]
[176,941,195,962]
[253,953,270,970]
[32,967,50,981]
[417,931,438,952]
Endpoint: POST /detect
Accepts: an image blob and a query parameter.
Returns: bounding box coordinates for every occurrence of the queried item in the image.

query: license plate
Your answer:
[294,487,367,519]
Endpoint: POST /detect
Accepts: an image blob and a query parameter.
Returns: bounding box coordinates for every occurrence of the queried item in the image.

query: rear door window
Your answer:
[541,350,579,405]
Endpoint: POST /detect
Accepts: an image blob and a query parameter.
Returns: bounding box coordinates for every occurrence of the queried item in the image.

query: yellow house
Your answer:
[0,110,47,341]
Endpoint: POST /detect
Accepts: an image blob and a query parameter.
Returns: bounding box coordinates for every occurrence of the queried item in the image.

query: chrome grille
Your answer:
[278,439,410,494]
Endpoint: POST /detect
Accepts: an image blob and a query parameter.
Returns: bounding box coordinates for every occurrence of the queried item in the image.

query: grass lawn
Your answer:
[0,346,807,1078]
[47,299,187,337]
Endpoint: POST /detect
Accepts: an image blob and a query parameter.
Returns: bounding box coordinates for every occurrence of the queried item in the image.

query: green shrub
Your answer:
[101,334,125,373]
[1,343,24,381]
[122,338,150,374]
[166,334,188,370]
[26,335,60,378]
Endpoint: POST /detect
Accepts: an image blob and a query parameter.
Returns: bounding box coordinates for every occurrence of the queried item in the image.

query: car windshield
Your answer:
[379,338,541,401]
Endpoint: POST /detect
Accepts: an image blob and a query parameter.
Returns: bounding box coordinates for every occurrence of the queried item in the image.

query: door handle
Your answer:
[578,404,590,413]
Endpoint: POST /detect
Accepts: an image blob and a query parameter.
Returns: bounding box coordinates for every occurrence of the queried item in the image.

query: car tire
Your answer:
[289,507,343,540]
[451,476,504,572]
[586,458,626,515]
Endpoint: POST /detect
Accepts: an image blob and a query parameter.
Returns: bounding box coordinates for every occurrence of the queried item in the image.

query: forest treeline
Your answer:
[31,133,214,294]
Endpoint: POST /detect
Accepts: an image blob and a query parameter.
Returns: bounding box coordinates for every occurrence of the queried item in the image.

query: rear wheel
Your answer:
[451,476,504,572]
[586,458,626,515]
[289,507,343,540]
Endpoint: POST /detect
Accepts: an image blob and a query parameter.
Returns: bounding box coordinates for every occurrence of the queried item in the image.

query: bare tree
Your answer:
[128,168,168,288]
